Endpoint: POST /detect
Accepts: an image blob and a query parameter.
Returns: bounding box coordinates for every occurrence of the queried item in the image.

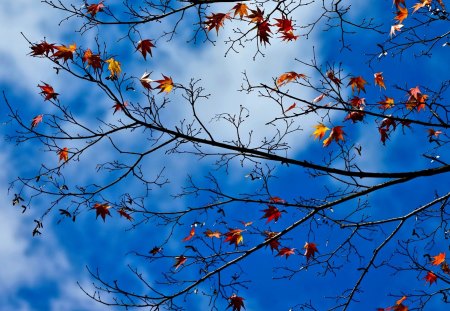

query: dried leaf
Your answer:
[136,39,155,60]
[93,203,111,221]
[58,147,69,162]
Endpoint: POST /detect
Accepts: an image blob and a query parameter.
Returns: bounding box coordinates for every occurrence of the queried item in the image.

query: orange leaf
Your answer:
[53,43,76,62]
[374,72,386,89]
[424,271,437,285]
[395,6,408,24]
[82,49,102,72]
[396,296,407,306]
[173,255,187,270]
[412,1,430,13]
[58,147,69,162]
[393,0,406,8]
[304,242,318,261]
[323,126,344,147]
[378,96,395,110]
[182,227,195,242]
[312,123,330,140]
[348,76,367,93]
[205,13,231,34]
[285,103,296,113]
[228,294,245,311]
[277,71,307,87]
[204,229,221,238]
[118,208,133,221]
[31,115,43,128]
[240,220,253,227]
[93,203,111,221]
[155,75,174,93]
[431,252,446,265]
[224,229,244,247]
[262,205,283,223]
[38,83,59,101]
[136,39,155,60]
[86,1,105,17]
[232,3,248,19]
[269,196,286,204]
[276,247,295,258]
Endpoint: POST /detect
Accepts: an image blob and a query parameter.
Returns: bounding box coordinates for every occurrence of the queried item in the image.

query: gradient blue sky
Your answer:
[1,1,449,311]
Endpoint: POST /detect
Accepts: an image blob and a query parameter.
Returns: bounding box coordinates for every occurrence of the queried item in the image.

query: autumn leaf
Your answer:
[323,126,344,147]
[277,247,295,259]
[374,72,386,89]
[264,231,280,252]
[118,208,133,221]
[247,7,264,23]
[427,129,443,139]
[58,147,69,162]
[257,21,272,45]
[112,101,128,114]
[140,72,153,89]
[262,205,283,223]
[38,83,59,101]
[312,123,330,140]
[174,255,187,270]
[136,39,155,60]
[30,41,56,57]
[285,103,296,113]
[204,229,221,239]
[274,16,294,33]
[240,220,253,227]
[442,262,450,274]
[412,1,430,13]
[86,1,105,17]
[390,24,404,38]
[406,86,428,111]
[304,242,318,261]
[105,57,121,79]
[280,31,299,41]
[395,6,408,24]
[393,0,406,8]
[327,70,342,87]
[344,109,365,123]
[182,227,195,242]
[349,96,366,108]
[396,296,407,306]
[224,229,244,247]
[93,203,111,221]
[82,49,102,72]
[31,115,43,129]
[232,3,248,19]
[269,196,286,204]
[227,294,245,311]
[431,252,446,265]
[149,246,162,255]
[205,13,231,34]
[313,93,326,104]
[378,96,395,109]
[53,43,76,62]
[348,76,367,93]
[155,75,174,93]
[277,71,307,87]
[424,271,437,285]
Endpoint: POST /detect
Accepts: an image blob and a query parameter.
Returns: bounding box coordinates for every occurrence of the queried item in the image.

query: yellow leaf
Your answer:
[105,57,121,79]
[312,123,330,140]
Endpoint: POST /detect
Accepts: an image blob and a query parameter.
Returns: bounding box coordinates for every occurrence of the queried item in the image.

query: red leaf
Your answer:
[224,229,244,247]
[118,208,133,221]
[227,294,245,311]
[149,246,162,255]
[323,126,345,147]
[257,21,272,45]
[58,147,69,162]
[112,101,128,114]
[327,70,342,87]
[136,39,155,60]
[276,247,295,258]
[174,255,187,270]
[30,41,56,57]
[182,227,195,241]
[38,83,59,101]
[87,1,105,17]
[31,115,43,129]
[261,205,283,223]
[304,242,318,261]
[93,203,111,221]
[82,49,103,72]
[205,13,231,34]
[264,231,280,252]
[424,271,437,285]
[285,103,296,113]
[52,43,76,63]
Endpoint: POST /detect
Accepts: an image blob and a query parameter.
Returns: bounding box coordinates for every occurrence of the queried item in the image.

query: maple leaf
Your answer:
[285,103,296,113]
[136,39,155,60]
[349,96,366,108]
[149,246,162,255]
[182,227,195,242]
[140,72,153,89]
[112,101,128,114]
[424,271,437,285]
[380,116,397,131]
[240,220,253,227]
[118,208,133,221]
[227,294,245,311]
[58,147,69,162]
[30,41,56,57]
[280,31,299,41]
[431,252,446,265]
[264,231,280,252]
[412,0,430,13]
[86,1,105,17]
[262,205,283,223]
[257,21,272,45]
[442,262,450,274]
[406,86,428,111]
[378,96,395,109]
[276,247,295,259]
[304,242,318,261]
[53,43,76,62]
[395,6,408,24]
[174,255,187,270]
[105,58,121,79]
[82,49,102,72]
[38,83,59,101]
[327,70,342,87]
[155,75,174,93]
[277,71,307,87]
[312,123,330,140]
[31,115,43,129]
[427,129,443,139]
[344,109,365,123]
[269,196,286,204]
[323,126,345,147]
[93,203,111,221]
[396,296,407,306]
[274,16,294,33]
[224,229,244,247]
[390,24,404,38]
[205,13,231,34]
[348,76,367,93]
[393,0,406,8]
[204,229,221,238]
[247,7,264,23]
[232,3,248,19]
[374,72,386,89]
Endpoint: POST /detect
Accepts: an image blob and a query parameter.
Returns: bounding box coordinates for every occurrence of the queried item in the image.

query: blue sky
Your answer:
[1,1,449,311]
